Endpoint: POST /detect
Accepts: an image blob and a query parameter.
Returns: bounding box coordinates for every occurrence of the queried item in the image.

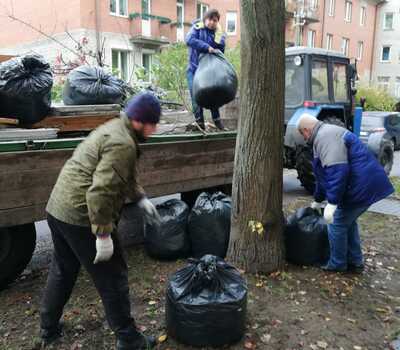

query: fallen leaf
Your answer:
[317,341,328,349]
[260,334,271,344]
[148,300,157,306]
[353,346,362,350]
[299,291,307,295]
[310,344,318,350]
[347,318,356,323]
[158,334,167,343]
[244,341,256,349]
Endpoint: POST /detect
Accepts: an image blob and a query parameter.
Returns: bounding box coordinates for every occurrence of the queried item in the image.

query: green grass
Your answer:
[391,176,400,200]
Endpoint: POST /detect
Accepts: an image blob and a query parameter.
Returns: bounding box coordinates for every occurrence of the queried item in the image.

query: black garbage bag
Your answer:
[117,202,146,247]
[188,192,231,259]
[285,207,330,265]
[0,54,53,124]
[193,52,238,110]
[166,255,247,347]
[63,65,126,105]
[145,199,190,260]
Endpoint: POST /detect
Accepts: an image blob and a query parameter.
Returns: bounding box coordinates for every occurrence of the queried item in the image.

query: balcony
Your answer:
[285,0,319,24]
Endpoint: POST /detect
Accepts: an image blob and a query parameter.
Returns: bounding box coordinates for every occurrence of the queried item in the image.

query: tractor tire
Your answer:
[0,223,36,290]
[378,139,394,175]
[295,147,315,194]
[323,116,345,127]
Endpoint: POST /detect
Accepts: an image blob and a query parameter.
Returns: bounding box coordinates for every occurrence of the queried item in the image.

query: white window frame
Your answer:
[226,11,237,36]
[141,51,154,82]
[176,0,185,41]
[197,2,209,19]
[326,33,333,50]
[110,0,128,18]
[383,12,394,30]
[341,38,349,56]
[309,0,318,10]
[395,77,400,98]
[345,1,352,23]
[377,76,390,91]
[360,6,366,26]
[357,41,364,61]
[111,49,131,82]
[307,30,316,48]
[328,0,335,16]
[381,45,392,62]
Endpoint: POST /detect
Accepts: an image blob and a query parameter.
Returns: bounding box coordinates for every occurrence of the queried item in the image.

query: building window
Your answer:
[341,38,349,56]
[307,30,316,48]
[112,50,129,81]
[176,0,185,41]
[383,12,394,30]
[377,76,390,91]
[395,77,400,98]
[360,6,366,26]
[357,41,364,61]
[345,1,352,22]
[326,34,333,50]
[197,2,209,19]
[226,12,237,35]
[110,0,128,17]
[142,53,153,82]
[381,46,391,62]
[328,0,335,16]
[309,0,318,10]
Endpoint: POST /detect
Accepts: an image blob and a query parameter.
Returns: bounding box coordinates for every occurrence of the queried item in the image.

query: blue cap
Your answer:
[125,92,161,124]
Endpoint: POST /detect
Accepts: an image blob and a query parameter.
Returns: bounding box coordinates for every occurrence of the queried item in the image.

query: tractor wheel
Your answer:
[0,224,36,290]
[323,116,345,127]
[295,147,315,194]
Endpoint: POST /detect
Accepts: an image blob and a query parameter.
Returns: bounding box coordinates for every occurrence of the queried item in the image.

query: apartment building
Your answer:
[285,0,382,81]
[0,0,239,82]
[371,0,400,97]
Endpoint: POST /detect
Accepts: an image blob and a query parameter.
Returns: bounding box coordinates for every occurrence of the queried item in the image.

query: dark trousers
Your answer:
[186,69,220,123]
[40,214,141,343]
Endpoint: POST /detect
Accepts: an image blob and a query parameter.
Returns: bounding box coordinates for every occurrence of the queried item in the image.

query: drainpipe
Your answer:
[94,0,103,66]
[320,0,326,48]
[370,1,385,84]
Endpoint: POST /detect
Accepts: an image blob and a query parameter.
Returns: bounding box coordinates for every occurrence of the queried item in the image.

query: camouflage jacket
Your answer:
[46,113,145,234]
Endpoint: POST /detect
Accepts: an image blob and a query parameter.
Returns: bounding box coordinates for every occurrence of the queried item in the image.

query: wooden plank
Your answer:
[50,104,121,116]
[0,55,14,63]
[0,118,19,126]
[0,174,233,227]
[33,115,118,132]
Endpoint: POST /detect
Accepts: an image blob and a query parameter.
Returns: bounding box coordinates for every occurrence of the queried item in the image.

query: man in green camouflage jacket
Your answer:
[40,93,161,350]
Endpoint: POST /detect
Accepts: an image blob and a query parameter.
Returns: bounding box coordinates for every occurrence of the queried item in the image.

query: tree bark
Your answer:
[227,0,285,274]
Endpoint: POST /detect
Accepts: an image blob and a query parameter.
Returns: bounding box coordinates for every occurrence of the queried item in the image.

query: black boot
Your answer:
[116,334,157,350]
[214,119,227,131]
[40,323,63,346]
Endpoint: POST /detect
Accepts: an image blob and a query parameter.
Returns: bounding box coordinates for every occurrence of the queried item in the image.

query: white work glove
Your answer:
[138,198,161,224]
[324,203,338,224]
[93,235,114,264]
[311,201,324,213]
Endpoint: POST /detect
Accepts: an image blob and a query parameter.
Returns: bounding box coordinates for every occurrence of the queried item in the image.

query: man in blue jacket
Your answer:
[297,114,394,273]
[185,9,226,131]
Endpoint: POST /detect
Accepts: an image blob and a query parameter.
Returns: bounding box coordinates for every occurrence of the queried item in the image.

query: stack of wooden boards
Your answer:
[0,104,121,141]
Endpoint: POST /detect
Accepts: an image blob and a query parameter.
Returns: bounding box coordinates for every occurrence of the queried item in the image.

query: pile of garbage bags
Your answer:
[166,255,247,347]
[193,52,238,110]
[63,65,126,105]
[285,207,330,265]
[0,54,53,124]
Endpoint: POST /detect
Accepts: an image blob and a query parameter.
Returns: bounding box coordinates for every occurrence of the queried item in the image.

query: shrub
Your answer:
[356,85,397,112]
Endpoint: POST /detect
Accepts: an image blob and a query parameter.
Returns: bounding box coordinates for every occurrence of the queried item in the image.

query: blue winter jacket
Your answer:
[185,20,226,73]
[311,122,394,208]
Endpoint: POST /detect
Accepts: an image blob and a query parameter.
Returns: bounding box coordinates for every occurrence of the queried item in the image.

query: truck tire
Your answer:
[0,224,36,290]
[295,147,315,194]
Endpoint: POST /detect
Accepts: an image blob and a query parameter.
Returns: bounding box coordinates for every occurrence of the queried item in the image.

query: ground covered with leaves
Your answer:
[1,201,400,350]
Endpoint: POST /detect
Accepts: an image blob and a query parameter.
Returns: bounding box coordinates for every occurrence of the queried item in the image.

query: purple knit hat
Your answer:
[125,92,161,124]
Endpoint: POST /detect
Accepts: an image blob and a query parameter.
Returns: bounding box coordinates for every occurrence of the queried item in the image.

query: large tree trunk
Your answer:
[227,0,285,274]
